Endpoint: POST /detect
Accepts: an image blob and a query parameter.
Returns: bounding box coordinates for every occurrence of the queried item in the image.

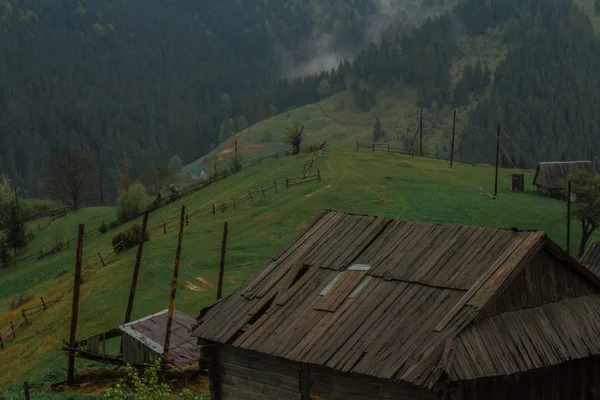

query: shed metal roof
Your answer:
[118,309,200,368]
[192,211,600,388]
[532,161,593,190]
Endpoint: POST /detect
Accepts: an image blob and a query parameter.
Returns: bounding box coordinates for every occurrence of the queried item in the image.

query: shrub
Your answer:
[167,184,180,202]
[103,360,204,400]
[99,221,108,234]
[10,292,32,310]
[0,237,11,268]
[112,224,149,253]
[116,181,148,223]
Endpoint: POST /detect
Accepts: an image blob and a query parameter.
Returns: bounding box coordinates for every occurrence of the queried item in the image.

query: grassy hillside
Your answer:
[0,146,590,395]
[182,29,509,175]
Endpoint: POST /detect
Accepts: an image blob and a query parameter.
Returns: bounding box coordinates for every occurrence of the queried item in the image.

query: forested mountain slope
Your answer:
[2,0,599,200]
[0,0,450,197]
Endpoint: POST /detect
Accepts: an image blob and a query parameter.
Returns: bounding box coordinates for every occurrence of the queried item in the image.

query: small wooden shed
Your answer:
[193,211,600,400]
[67,309,201,368]
[508,173,524,192]
[532,161,593,198]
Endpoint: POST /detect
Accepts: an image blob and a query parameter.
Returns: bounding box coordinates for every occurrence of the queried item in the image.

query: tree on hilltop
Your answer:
[45,152,97,211]
[282,121,304,155]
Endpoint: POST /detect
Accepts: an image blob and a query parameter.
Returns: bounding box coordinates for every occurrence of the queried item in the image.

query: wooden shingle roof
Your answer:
[581,241,600,278]
[192,211,599,388]
[533,161,593,190]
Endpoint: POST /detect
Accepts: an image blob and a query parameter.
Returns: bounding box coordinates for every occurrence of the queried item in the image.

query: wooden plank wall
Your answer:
[309,365,439,400]
[459,356,600,400]
[216,345,302,400]
[480,248,599,318]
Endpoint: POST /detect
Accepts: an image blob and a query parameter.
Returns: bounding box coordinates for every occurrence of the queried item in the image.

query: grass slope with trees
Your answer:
[0,145,594,397]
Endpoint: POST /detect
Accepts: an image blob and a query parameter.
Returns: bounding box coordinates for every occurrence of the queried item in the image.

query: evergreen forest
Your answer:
[0,0,599,200]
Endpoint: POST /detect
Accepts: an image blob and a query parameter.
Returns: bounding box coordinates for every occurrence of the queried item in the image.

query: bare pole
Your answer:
[450,110,457,168]
[494,124,500,197]
[217,222,229,300]
[124,209,150,324]
[67,224,85,387]
[162,205,186,380]
[100,168,104,207]
[567,180,572,255]
[419,108,423,157]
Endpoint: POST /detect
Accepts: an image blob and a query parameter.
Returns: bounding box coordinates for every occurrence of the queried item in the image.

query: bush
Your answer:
[99,221,108,234]
[116,182,148,223]
[167,184,180,202]
[0,237,11,268]
[112,224,149,253]
[10,292,32,310]
[103,360,204,400]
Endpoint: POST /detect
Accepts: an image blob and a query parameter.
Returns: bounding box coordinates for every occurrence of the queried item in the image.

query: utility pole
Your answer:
[217,222,229,300]
[494,124,500,197]
[100,168,104,207]
[67,224,85,387]
[419,108,423,157]
[124,209,150,324]
[567,180,572,255]
[162,205,186,382]
[450,110,456,168]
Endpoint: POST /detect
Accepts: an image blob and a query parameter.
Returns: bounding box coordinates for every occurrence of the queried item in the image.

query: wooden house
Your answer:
[192,211,600,399]
[581,240,600,278]
[188,166,207,182]
[67,309,201,368]
[532,161,593,198]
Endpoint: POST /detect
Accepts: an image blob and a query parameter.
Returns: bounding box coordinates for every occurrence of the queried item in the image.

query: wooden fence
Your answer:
[25,207,70,223]
[0,145,329,351]
[356,142,413,156]
[0,243,120,351]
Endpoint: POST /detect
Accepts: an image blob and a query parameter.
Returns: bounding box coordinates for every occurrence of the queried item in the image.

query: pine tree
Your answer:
[5,206,27,254]
[373,118,383,142]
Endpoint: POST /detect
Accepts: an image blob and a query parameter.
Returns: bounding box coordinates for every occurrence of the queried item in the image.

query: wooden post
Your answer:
[318,169,321,182]
[212,204,216,216]
[450,110,457,168]
[162,206,186,381]
[232,198,236,210]
[356,141,359,151]
[286,178,289,188]
[186,213,189,226]
[274,181,278,194]
[98,253,105,267]
[261,186,266,199]
[21,309,28,326]
[494,124,500,197]
[24,381,30,400]
[10,321,15,339]
[124,209,150,325]
[217,222,229,301]
[372,143,375,153]
[100,168,103,207]
[419,108,423,157]
[67,223,85,387]
[163,222,166,234]
[567,180,572,255]
[259,157,262,164]
[0,335,3,350]
[248,191,253,201]
[40,297,46,310]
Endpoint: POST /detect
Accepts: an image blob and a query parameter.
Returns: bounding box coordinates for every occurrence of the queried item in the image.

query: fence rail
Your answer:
[356,142,413,156]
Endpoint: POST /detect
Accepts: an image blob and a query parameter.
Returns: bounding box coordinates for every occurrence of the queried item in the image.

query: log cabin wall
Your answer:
[479,248,599,318]
[213,344,303,400]
[458,356,600,400]
[309,365,440,400]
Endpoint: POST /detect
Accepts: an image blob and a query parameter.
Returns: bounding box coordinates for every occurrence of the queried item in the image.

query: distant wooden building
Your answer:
[188,166,207,182]
[532,161,593,198]
[67,309,201,368]
[581,241,600,278]
[193,211,600,400]
[508,173,524,192]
